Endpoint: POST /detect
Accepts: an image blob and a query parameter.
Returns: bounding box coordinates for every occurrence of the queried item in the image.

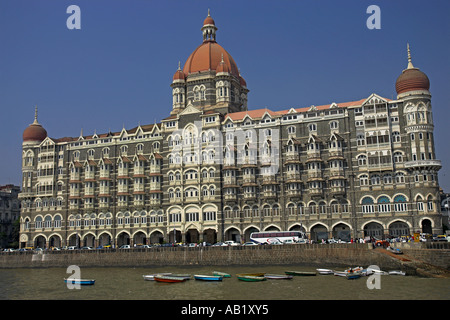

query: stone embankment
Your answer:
[0,243,448,277]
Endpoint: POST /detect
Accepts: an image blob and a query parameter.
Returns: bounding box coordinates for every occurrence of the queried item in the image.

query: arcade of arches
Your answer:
[28,218,435,248]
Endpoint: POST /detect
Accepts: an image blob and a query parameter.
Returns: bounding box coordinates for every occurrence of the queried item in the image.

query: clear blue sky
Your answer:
[1,0,449,191]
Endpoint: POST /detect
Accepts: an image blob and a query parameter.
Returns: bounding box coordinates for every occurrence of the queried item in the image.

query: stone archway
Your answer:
[203,229,217,244]
[133,231,147,246]
[226,227,243,243]
[364,222,384,239]
[117,231,130,247]
[421,219,432,234]
[48,234,62,248]
[150,230,164,244]
[332,223,351,242]
[310,224,328,242]
[34,235,46,249]
[389,221,410,237]
[98,233,112,247]
[186,229,200,244]
[83,233,96,247]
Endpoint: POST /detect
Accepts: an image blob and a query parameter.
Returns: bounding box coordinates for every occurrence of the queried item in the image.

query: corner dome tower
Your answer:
[395,44,430,98]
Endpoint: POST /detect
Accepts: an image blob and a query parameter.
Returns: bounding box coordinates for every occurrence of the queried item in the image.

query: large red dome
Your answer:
[183,41,239,77]
[395,67,430,95]
[23,123,47,142]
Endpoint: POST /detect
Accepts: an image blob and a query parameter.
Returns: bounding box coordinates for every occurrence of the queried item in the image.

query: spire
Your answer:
[177,61,181,71]
[33,105,39,124]
[407,43,414,69]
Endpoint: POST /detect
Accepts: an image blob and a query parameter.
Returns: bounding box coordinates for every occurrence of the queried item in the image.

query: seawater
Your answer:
[0,266,449,300]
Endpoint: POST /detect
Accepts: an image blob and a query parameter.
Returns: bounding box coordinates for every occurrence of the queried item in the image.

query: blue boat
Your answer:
[346,272,361,280]
[194,275,223,281]
[64,278,95,285]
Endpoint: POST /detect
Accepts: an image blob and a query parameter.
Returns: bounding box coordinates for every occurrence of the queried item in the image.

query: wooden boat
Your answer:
[154,275,187,283]
[236,273,266,282]
[388,270,406,276]
[194,275,223,281]
[387,246,403,254]
[170,274,192,280]
[285,271,316,276]
[64,278,95,285]
[143,273,172,281]
[212,271,231,278]
[264,274,293,280]
[316,268,334,275]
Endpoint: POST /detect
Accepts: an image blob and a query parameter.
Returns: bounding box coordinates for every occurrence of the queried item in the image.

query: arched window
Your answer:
[427,196,434,212]
[416,196,424,212]
[359,174,369,186]
[393,195,407,212]
[394,152,403,163]
[392,131,401,142]
[361,197,374,213]
[377,196,390,213]
[357,155,367,166]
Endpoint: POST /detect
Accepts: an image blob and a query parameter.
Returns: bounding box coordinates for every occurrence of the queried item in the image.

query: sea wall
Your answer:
[391,242,450,270]
[0,244,415,269]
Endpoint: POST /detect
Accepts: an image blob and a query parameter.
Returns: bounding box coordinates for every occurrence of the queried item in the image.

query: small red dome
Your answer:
[395,67,430,94]
[203,15,215,26]
[173,69,186,81]
[23,123,47,142]
[216,58,230,74]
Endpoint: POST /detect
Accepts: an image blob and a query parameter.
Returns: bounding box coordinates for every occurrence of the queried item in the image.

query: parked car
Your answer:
[283,239,295,244]
[135,245,151,249]
[119,245,131,249]
[81,246,94,250]
[224,240,240,246]
[67,246,78,250]
[212,242,227,246]
[432,235,448,242]
[242,241,258,246]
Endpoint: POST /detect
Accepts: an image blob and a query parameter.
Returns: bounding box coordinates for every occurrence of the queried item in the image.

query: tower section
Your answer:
[170,11,248,115]
[396,44,442,232]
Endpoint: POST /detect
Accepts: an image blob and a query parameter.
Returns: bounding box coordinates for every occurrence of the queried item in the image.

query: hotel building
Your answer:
[19,12,443,248]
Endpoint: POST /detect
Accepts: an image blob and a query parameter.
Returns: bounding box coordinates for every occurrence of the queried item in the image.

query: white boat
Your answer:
[316,268,334,275]
[366,267,389,275]
[143,273,172,281]
[333,271,348,277]
[388,270,406,276]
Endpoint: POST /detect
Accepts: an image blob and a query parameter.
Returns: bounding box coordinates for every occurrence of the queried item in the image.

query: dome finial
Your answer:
[177,61,181,70]
[207,8,210,17]
[33,105,39,124]
[407,43,414,69]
